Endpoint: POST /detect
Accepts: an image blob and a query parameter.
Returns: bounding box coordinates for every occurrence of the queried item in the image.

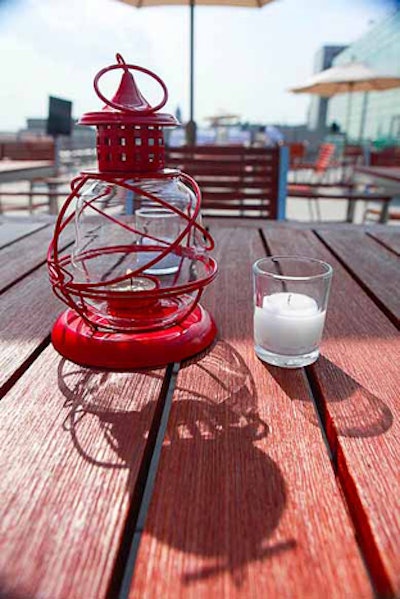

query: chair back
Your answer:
[314,143,336,173]
[286,142,307,167]
[165,145,288,219]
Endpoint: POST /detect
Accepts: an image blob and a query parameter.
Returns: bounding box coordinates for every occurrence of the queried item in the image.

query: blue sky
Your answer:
[0,0,397,132]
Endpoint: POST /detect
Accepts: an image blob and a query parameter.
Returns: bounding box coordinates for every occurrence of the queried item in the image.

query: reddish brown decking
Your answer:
[0,217,399,599]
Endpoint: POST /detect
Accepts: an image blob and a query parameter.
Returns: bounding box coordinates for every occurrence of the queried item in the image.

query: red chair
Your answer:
[289,143,337,184]
[287,143,393,222]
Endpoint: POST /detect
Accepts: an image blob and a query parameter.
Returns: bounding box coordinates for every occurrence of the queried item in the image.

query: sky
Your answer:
[0,0,398,132]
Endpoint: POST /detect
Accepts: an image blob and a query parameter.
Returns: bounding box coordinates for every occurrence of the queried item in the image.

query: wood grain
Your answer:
[165,146,280,219]
[316,227,400,326]
[367,228,400,256]
[0,218,47,248]
[0,345,165,599]
[0,225,60,292]
[0,266,64,393]
[129,225,372,598]
[263,226,400,597]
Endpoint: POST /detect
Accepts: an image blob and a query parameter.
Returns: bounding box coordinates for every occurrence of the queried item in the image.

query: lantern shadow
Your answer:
[0,576,36,599]
[57,341,295,587]
[268,354,393,439]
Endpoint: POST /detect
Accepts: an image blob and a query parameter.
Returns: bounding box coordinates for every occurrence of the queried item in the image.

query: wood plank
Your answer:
[367,228,400,256]
[0,344,165,599]
[0,225,57,293]
[196,181,276,190]
[0,218,48,248]
[263,226,400,597]
[129,225,372,598]
[166,145,279,159]
[316,228,400,326]
[0,161,55,183]
[165,146,281,220]
[170,165,277,177]
[0,266,63,393]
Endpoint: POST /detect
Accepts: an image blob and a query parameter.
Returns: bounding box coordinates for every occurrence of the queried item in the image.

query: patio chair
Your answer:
[289,142,338,184]
[165,144,288,219]
[286,142,394,222]
[363,199,400,223]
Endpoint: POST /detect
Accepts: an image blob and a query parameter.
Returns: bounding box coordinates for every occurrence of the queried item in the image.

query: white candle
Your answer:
[254,292,326,356]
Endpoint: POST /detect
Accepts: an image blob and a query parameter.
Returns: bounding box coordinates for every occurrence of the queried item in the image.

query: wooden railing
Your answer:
[165,145,287,219]
[0,139,55,162]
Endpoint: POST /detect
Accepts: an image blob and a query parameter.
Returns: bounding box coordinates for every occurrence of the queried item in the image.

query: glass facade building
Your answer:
[327,10,400,144]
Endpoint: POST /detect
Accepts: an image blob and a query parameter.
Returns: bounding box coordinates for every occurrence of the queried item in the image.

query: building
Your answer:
[327,10,400,144]
[22,118,96,151]
[308,45,347,135]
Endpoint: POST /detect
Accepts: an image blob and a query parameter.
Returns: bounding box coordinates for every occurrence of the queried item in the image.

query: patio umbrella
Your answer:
[116,0,277,142]
[290,61,400,139]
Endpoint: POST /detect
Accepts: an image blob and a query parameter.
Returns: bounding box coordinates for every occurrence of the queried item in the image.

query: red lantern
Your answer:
[47,54,217,369]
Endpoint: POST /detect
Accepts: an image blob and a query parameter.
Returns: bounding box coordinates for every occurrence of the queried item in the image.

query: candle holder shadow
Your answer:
[267,355,393,441]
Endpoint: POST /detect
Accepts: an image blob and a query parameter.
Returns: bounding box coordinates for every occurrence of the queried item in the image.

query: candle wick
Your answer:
[126,268,134,291]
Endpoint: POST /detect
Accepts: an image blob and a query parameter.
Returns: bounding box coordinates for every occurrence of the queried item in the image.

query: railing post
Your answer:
[277,145,289,220]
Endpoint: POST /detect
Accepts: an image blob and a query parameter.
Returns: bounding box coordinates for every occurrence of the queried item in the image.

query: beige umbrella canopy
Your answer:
[116,0,277,141]
[290,61,400,137]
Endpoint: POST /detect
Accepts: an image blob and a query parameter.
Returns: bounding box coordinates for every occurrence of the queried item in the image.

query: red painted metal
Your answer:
[80,54,177,173]
[51,305,217,370]
[48,54,218,369]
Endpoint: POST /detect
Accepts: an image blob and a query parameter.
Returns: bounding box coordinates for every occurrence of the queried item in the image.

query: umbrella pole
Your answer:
[358,92,369,141]
[190,0,194,123]
[345,81,354,140]
[186,0,197,145]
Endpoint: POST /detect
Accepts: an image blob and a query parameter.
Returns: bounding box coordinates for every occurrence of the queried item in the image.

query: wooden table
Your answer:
[0,160,55,183]
[1,216,399,599]
[355,165,400,186]
[355,166,400,198]
[354,166,400,222]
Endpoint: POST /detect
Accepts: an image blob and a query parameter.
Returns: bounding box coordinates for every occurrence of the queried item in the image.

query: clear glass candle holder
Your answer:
[253,256,333,368]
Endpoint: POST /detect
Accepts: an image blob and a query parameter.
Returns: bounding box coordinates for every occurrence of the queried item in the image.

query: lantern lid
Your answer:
[79,54,179,127]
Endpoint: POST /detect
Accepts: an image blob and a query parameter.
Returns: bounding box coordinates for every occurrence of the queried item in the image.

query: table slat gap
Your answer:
[0,221,49,250]
[303,365,336,465]
[366,230,400,257]
[0,335,50,400]
[305,363,383,596]
[0,346,168,598]
[129,226,373,598]
[264,226,400,597]
[257,224,273,256]
[337,444,394,598]
[314,229,399,330]
[115,362,180,599]
[0,226,73,295]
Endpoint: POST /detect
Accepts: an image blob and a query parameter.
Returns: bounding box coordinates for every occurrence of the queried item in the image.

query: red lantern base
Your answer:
[51,305,217,369]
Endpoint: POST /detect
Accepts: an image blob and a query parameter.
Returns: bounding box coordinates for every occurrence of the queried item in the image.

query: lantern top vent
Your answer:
[79,54,179,174]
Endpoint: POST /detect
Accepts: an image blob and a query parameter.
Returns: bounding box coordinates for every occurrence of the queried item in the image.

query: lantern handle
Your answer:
[93,54,168,114]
